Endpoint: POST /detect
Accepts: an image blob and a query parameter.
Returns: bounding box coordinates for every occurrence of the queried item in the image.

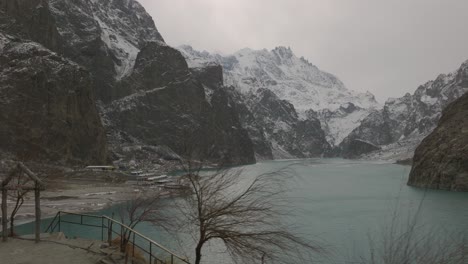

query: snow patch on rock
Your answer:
[178,45,381,146]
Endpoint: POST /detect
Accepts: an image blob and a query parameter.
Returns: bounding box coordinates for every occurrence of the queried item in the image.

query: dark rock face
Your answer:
[337,139,380,159]
[48,0,165,102]
[0,0,62,51]
[222,87,274,160]
[408,92,468,191]
[188,65,256,164]
[178,45,381,149]
[104,46,255,165]
[0,0,270,166]
[339,61,468,158]
[46,0,256,165]
[249,89,331,158]
[221,87,330,159]
[0,33,107,164]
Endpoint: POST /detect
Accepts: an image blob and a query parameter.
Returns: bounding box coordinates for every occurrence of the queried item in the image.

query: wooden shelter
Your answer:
[1,163,45,243]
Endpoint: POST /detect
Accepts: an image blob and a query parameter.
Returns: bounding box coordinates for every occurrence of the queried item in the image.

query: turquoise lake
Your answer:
[16,159,468,263]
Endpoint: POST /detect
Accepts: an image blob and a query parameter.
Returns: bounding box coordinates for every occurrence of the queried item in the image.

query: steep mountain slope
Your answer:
[408,92,468,191]
[0,0,62,52]
[339,60,468,159]
[47,0,256,165]
[0,32,107,164]
[179,45,375,157]
[48,0,164,102]
[247,88,331,158]
[0,0,256,165]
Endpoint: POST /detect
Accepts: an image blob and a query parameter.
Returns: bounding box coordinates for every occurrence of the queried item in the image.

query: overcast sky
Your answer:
[139,0,468,103]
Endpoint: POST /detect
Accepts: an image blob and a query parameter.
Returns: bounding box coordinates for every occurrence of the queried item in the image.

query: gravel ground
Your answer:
[0,236,112,264]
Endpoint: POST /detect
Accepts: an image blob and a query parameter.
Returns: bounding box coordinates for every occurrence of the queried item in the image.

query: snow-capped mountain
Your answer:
[49,0,164,80]
[0,0,257,165]
[179,45,381,146]
[339,60,468,159]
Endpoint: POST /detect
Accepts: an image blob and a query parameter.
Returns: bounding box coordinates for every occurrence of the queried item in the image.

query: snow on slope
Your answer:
[179,45,381,145]
[340,59,468,160]
[50,0,165,80]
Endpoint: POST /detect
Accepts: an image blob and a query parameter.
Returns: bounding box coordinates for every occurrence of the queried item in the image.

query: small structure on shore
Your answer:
[1,163,45,243]
[84,165,116,171]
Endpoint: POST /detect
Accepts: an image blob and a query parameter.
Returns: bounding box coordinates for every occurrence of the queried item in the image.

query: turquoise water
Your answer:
[16,159,468,263]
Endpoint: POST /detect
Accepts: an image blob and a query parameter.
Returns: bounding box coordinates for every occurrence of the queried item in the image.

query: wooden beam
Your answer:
[35,185,40,243]
[1,187,44,191]
[18,163,44,186]
[1,167,19,188]
[2,190,7,242]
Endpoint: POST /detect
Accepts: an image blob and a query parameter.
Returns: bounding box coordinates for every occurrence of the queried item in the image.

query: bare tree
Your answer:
[172,164,324,264]
[8,175,31,237]
[116,192,173,254]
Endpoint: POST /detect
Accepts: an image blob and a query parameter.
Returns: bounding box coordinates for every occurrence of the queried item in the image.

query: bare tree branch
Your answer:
[172,162,325,264]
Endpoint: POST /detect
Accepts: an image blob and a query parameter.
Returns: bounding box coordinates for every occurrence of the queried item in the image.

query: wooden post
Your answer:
[34,183,40,243]
[2,189,7,242]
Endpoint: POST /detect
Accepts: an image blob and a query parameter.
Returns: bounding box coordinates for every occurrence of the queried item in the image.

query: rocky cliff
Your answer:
[0,0,256,165]
[338,60,468,159]
[245,88,331,159]
[178,45,365,158]
[0,0,62,51]
[0,32,107,164]
[408,92,468,191]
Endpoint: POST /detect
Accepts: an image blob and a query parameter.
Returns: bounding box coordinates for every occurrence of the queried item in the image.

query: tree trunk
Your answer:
[195,241,203,264]
[9,217,14,237]
[2,190,7,242]
[34,187,41,243]
[9,196,24,237]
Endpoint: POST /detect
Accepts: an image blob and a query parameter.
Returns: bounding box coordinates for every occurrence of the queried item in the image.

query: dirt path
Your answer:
[0,237,110,264]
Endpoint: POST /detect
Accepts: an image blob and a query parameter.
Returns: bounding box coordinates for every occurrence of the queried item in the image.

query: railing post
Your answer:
[171,254,174,264]
[101,217,104,241]
[150,242,152,263]
[132,232,135,257]
[120,225,124,251]
[107,218,112,245]
[58,212,61,232]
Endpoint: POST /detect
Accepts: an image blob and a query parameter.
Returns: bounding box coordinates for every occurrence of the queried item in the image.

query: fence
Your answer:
[45,211,190,264]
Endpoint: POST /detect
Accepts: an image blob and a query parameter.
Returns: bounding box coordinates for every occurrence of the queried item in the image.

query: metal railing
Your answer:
[45,211,190,264]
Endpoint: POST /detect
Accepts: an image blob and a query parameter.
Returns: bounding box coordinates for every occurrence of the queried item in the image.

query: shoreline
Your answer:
[6,183,138,228]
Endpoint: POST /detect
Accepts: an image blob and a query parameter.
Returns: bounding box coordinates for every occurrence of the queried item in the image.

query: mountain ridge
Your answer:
[339,59,468,159]
[179,44,381,149]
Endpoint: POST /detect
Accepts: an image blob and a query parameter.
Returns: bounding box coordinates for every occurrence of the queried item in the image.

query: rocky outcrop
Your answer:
[103,44,255,165]
[193,66,256,164]
[408,92,468,191]
[339,60,468,159]
[222,87,274,160]
[178,45,381,148]
[0,33,107,164]
[0,0,62,51]
[0,0,255,166]
[179,45,339,159]
[248,89,331,158]
[220,87,331,159]
[48,0,165,103]
[46,0,256,165]
[337,139,380,159]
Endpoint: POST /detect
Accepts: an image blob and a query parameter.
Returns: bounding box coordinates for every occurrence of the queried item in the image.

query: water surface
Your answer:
[17,159,468,263]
